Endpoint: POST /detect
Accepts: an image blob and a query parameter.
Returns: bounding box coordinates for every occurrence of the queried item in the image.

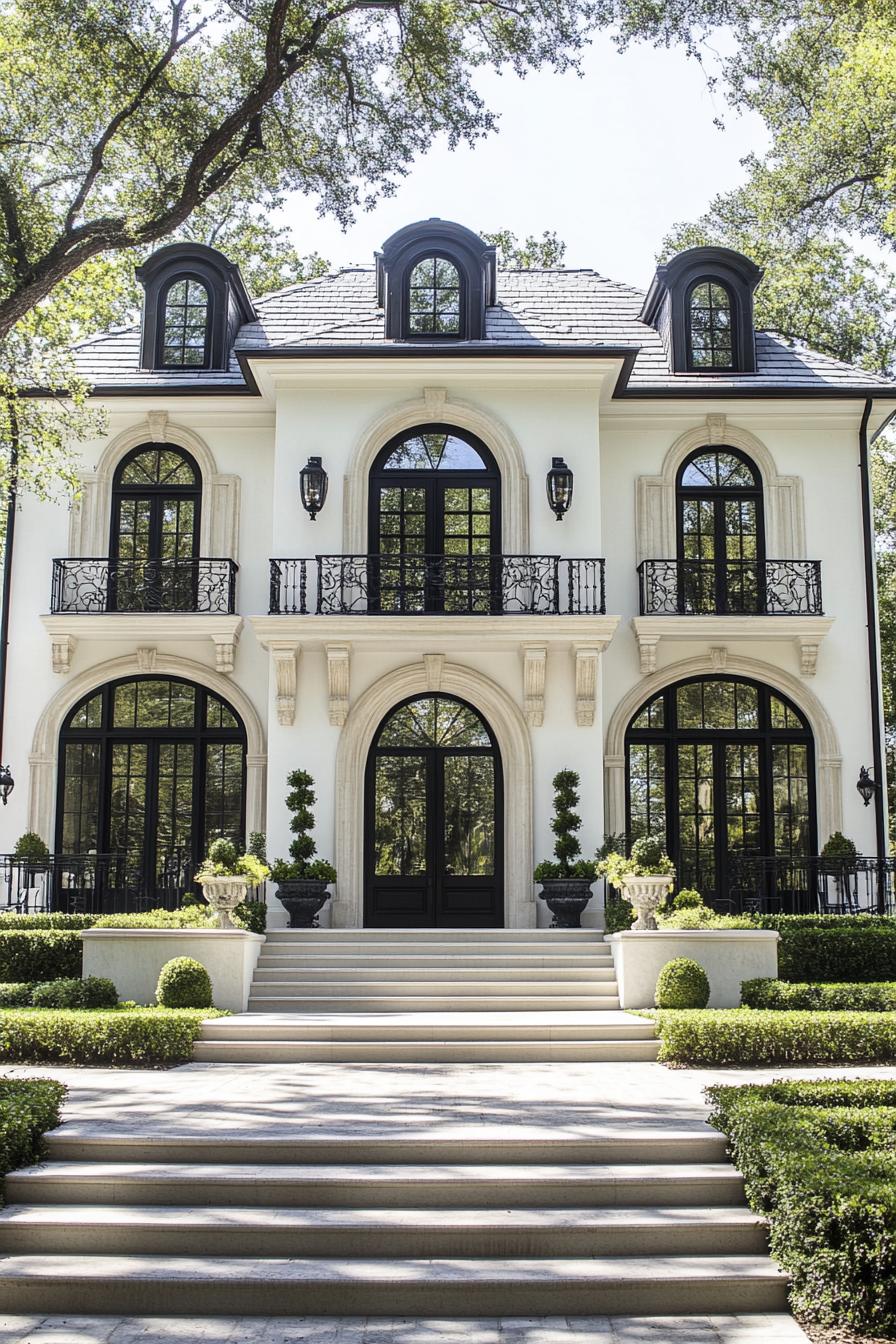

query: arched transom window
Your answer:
[626,676,814,903]
[676,447,764,614]
[687,280,735,370]
[162,278,209,367]
[408,257,462,335]
[110,445,201,611]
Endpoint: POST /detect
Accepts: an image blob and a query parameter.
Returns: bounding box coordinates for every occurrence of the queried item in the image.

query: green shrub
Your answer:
[30,976,118,1009]
[742,978,896,1012]
[0,1077,66,1185]
[672,888,703,910]
[94,908,215,930]
[604,893,634,933]
[656,957,710,1008]
[658,906,754,930]
[232,900,266,935]
[156,957,213,1009]
[0,1008,222,1066]
[820,831,858,859]
[706,1079,896,1333]
[0,914,97,931]
[534,770,598,882]
[772,927,896,982]
[0,931,81,982]
[648,1008,896,1066]
[12,832,50,860]
[271,768,337,884]
[0,982,35,1007]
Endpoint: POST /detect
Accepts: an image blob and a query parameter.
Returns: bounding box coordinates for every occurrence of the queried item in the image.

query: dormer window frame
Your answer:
[639,246,763,377]
[158,273,213,371]
[685,276,737,373]
[404,251,465,342]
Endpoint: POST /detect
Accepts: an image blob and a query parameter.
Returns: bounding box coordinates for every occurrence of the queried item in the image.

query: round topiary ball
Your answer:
[156,957,213,1009]
[655,957,710,1009]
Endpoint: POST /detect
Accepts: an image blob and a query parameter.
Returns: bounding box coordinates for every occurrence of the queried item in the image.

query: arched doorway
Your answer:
[368,425,500,614]
[625,675,815,901]
[57,675,246,904]
[364,694,503,927]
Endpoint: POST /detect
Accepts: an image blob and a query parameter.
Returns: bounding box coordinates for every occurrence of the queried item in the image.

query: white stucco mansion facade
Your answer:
[2,218,895,927]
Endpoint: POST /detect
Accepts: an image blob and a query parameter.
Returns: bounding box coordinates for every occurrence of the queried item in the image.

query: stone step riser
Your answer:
[198,1024,655,1042]
[191,1041,661,1064]
[263,932,602,942]
[0,1218,768,1259]
[254,969,618,983]
[254,958,616,970]
[6,1173,743,1210]
[246,996,622,1012]
[42,1135,730,1165]
[0,1266,789,1318]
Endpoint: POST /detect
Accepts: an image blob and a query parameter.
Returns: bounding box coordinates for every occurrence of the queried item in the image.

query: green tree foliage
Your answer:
[481,229,567,269]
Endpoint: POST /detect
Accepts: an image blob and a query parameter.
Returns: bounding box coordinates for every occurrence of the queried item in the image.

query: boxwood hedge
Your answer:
[742,978,896,1012]
[647,1008,896,1066]
[0,1006,225,1066]
[0,1077,66,1190]
[0,931,81,982]
[707,1079,896,1333]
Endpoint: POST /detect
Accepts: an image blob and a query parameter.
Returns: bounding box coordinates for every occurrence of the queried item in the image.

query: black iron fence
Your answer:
[51,558,238,615]
[725,854,896,916]
[0,852,193,915]
[638,559,823,617]
[270,554,606,616]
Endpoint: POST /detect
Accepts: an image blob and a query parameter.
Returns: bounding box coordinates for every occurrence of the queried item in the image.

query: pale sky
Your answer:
[281,34,768,292]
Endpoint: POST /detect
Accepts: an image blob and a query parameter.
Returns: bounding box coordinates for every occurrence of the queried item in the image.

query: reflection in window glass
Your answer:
[381,432,488,471]
[408,258,461,334]
[688,282,734,369]
[374,754,427,876]
[377,697,491,749]
[680,451,757,490]
[69,694,102,730]
[627,742,666,844]
[162,279,209,367]
[119,448,197,487]
[444,755,494,876]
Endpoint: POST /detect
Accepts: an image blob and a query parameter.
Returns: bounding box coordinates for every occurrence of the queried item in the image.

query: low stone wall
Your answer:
[605,929,779,1009]
[81,929,265,1012]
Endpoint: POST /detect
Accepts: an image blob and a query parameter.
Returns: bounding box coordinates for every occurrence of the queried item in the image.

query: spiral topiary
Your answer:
[655,957,710,1009]
[270,769,336,884]
[534,770,598,881]
[156,957,213,1009]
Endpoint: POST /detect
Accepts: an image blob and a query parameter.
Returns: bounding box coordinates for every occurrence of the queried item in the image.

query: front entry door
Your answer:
[364,695,503,927]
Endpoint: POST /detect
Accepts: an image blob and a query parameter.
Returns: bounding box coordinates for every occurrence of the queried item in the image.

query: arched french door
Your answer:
[625,676,815,901]
[368,425,500,614]
[57,676,246,905]
[110,444,201,611]
[364,694,503,927]
[677,447,764,613]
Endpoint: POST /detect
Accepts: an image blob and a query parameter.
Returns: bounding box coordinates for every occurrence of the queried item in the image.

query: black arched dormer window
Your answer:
[686,279,735,371]
[639,246,762,375]
[161,277,210,368]
[110,444,201,611]
[676,447,764,614]
[376,220,497,341]
[136,242,256,373]
[408,256,462,335]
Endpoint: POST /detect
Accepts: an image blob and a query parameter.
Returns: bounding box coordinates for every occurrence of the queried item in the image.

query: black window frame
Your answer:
[685,277,737,372]
[158,274,213,371]
[675,446,766,614]
[404,253,464,340]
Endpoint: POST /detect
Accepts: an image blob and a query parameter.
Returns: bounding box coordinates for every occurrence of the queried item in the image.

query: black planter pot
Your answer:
[536,878,594,929]
[276,880,332,929]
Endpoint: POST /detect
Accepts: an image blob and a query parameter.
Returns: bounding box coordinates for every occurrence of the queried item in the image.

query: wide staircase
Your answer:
[192,927,662,1063]
[0,1126,788,1315]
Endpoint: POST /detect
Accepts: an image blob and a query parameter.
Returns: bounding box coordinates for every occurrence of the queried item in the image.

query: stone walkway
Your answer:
[4,1060,894,1342]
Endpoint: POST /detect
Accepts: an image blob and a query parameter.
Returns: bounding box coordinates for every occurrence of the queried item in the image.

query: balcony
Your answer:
[269,554,605,617]
[631,558,831,678]
[42,558,243,675]
[51,557,238,615]
[638,559,823,617]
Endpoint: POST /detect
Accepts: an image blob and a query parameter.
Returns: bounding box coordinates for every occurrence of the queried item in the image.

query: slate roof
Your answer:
[70,266,896,396]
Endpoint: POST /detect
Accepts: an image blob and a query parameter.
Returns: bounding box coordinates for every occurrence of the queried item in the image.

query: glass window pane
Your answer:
[69,693,102,730]
[408,257,461,335]
[374,755,427,876]
[444,755,494,876]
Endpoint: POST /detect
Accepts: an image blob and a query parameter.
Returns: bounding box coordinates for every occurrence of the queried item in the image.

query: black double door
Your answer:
[364,695,503,927]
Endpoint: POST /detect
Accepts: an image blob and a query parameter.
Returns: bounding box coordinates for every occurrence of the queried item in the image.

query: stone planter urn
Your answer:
[619,873,674,930]
[276,879,332,929]
[196,875,249,929]
[537,878,594,929]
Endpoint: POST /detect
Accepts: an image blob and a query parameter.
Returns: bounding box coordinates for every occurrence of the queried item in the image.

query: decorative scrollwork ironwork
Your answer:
[637,559,823,617]
[269,555,606,616]
[51,558,238,614]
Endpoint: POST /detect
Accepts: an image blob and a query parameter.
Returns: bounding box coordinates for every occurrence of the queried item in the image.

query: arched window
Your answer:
[677,447,764,614]
[364,693,502,927]
[161,277,210,368]
[110,445,201,611]
[625,676,815,903]
[687,280,735,370]
[369,425,500,614]
[408,257,462,335]
[57,676,246,907]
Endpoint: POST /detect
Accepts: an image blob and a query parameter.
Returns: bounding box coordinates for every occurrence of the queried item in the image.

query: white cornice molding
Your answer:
[249,613,620,652]
[40,614,244,676]
[630,615,833,678]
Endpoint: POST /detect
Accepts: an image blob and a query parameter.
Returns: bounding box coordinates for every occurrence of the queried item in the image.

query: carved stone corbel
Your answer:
[269,641,300,725]
[521,644,547,727]
[136,646,157,673]
[146,410,169,443]
[573,644,603,727]
[705,413,727,444]
[326,644,351,726]
[423,652,444,691]
[709,645,728,670]
[211,628,240,675]
[50,634,76,675]
[796,636,820,677]
[637,634,660,676]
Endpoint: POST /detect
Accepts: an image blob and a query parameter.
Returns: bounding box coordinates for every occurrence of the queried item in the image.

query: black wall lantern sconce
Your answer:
[857,765,880,807]
[299,456,328,522]
[546,457,573,521]
[0,765,13,806]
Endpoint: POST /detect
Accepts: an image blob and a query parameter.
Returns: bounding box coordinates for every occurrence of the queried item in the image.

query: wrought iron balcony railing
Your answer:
[726,854,896,917]
[269,554,606,616]
[51,558,238,615]
[637,559,823,617]
[0,851,194,915]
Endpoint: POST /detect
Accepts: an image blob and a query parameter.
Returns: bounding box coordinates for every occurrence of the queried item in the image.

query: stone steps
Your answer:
[246,994,623,1011]
[199,1012,653,1041]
